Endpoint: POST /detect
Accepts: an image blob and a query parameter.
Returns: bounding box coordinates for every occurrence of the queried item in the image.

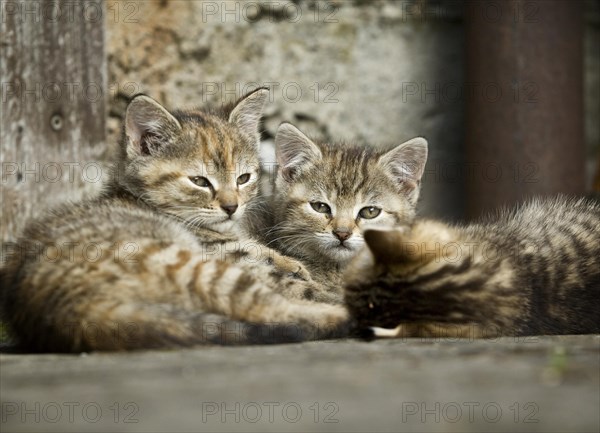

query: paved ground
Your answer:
[1,335,599,433]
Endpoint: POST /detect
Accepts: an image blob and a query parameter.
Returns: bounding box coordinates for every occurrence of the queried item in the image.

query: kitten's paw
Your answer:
[370,325,403,338]
[269,253,312,281]
[369,324,430,338]
[287,266,310,281]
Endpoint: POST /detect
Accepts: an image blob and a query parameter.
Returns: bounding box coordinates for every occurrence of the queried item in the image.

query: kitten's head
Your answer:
[344,222,460,328]
[113,88,269,232]
[273,122,428,266]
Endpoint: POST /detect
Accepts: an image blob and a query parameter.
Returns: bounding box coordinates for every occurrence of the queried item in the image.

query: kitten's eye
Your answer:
[310,202,331,214]
[359,206,381,219]
[190,176,212,188]
[237,173,251,185]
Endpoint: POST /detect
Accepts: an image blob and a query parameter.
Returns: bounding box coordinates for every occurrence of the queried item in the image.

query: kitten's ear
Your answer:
[365,222,456,265]
[363,229,408,264]
[125,95,181,158]
[229,87,269,142]
[275,122,322,182]
[379,137,428,189]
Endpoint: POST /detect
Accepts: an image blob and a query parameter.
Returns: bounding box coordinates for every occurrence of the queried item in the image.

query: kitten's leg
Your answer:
[263,250,345,304]
[219,240,312,280]
[51,301,323,351]
[264,248,313,281]
[58,303,311,350]
[187,259,351,340]
[276,276,344,304]
[223,242,344,304]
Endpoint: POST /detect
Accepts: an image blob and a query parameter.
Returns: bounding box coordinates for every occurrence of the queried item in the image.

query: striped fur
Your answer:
[344,197,600,338]
[0,90,349,352]
[259,122,427,303]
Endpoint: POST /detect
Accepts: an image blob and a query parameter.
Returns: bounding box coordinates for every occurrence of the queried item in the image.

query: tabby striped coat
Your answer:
[345,197,600,338]
[0,89,349,352]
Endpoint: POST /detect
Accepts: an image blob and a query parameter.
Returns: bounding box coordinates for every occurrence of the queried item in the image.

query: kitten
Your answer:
[263,122,428,303]
[0,89,349,352]
[344,197,600,338]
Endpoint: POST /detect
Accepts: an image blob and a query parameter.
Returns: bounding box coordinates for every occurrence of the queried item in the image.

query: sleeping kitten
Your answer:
[344,197,600,338]
[0,89,349,352]
[263,122,428,303]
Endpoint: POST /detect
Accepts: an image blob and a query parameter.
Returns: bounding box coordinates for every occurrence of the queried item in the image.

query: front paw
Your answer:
[286,263,311,281]
[268,253,312,281]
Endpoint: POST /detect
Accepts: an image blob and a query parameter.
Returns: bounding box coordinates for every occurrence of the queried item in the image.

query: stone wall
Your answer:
[106,0,600,220]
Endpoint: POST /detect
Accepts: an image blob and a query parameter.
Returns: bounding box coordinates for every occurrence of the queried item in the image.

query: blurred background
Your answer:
[2,0,599,244]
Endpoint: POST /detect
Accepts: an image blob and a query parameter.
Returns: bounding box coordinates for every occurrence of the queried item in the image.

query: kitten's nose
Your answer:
[333,228,352,242]
[221,204,238,216]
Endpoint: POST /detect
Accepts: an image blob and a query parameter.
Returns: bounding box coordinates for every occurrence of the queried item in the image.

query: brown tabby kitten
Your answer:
[263,122,428,303]
[0,89,349,352]
[345,197,600,338]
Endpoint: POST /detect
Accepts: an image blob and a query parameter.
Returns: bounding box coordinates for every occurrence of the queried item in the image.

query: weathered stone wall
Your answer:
[106,0,600,220]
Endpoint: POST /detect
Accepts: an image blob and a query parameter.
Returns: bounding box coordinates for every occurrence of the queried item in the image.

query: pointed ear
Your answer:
[275,122,322,182]
[229,87,269,142]
[363,229,411,265]
[379,137,428,189]
[125,95,181,158]
[365,222,456,266]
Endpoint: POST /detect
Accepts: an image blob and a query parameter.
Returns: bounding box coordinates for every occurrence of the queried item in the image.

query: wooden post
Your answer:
[1,0,106,246]
[465,0,584,218]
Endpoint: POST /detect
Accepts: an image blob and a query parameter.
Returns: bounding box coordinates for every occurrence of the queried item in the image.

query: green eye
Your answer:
[310,202,331,214]
[359,206,381,219]
[237,173,251,185]
[190,176,212,188]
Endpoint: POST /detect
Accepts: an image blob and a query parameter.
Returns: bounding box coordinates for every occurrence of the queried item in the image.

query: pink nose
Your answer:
[333,229,351,242]
[221,204,238,216]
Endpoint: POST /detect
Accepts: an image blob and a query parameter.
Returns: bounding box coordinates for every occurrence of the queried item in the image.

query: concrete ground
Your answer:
[1,335,599,433]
